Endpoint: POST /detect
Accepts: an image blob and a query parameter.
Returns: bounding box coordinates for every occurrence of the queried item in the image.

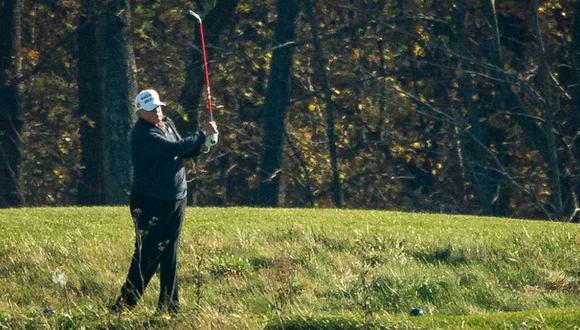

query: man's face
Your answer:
[139,106,164,124]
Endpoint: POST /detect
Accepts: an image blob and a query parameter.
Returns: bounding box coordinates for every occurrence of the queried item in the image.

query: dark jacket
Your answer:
[130,117,205,200]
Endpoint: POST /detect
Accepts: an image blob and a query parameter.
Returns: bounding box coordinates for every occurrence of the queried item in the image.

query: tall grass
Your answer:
[1,207,578,329]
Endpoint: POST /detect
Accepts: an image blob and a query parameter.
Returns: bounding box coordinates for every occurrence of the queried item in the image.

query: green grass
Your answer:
[0,207,578,329]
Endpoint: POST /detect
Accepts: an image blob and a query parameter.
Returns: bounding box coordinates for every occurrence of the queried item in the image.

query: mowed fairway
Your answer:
[0,207,579,329]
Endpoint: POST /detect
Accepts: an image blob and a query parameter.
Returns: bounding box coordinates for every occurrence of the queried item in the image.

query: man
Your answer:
[111,89,218,313]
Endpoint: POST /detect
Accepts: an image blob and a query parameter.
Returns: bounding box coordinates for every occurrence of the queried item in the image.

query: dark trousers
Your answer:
[114,193,186,312]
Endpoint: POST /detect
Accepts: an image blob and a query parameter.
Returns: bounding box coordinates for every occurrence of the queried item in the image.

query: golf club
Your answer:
[184,10,218,151]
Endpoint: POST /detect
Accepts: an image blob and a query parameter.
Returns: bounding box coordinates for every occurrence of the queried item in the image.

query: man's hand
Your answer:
[200,121,218,136]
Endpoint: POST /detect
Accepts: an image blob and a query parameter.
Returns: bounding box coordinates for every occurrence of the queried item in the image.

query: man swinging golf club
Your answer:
[111,89,218,313]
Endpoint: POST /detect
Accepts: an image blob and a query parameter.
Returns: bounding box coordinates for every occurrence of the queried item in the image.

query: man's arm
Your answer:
[182,121,219,158]
[181,130,207,158]
[138,129,206,160]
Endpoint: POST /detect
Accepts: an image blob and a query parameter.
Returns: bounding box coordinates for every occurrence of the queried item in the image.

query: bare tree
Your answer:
[571,0,580,160]
[0,0,24,207]
[78,0,104,204]
[257,0,300,206]
[528,0,563,217]
[304,0,343,207]
[480,0,564,218]
[453,0,495,214]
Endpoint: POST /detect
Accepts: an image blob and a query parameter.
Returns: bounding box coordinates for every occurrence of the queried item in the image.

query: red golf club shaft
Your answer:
[198,21,214,122]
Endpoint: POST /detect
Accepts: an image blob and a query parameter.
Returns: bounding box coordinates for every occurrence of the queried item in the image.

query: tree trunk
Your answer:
[78,0,104,205]
[569,0,580,217]
[529,0,563,217]
[481,0,561,218]
[77,0,136,205]
[0,0,24,207]
[257,0,300,206]
[453,0,494,214]
[304,0,343,208]
[99,0,137,204]
[572,0,580,160]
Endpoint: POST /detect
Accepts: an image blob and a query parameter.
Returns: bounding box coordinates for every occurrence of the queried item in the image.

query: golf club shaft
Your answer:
[184,10,214,122]
[197,19,213,122]
[185,10,217,149]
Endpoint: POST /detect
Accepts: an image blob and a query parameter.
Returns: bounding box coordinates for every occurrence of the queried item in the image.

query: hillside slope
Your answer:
[1,207,578,329]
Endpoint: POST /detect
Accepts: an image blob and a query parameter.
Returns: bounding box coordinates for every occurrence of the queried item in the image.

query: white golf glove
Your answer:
[205,133,218,148]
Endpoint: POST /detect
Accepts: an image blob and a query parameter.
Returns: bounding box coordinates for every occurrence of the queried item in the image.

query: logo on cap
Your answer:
[134,89,166,111]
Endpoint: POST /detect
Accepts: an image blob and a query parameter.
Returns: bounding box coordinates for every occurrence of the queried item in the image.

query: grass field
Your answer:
[0,207,578,329]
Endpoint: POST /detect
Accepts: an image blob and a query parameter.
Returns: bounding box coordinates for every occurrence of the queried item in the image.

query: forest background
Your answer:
[1,0,579,221]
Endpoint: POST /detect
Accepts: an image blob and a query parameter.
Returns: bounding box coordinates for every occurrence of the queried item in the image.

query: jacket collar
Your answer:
[138,116,168,127]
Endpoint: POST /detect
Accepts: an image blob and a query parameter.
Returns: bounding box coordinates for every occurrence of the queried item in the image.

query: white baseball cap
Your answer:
[134,89,166,111]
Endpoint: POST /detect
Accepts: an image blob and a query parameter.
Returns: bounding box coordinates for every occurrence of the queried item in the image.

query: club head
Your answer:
[183,10,202,24]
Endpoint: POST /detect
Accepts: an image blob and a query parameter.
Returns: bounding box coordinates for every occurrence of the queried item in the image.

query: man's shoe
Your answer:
[157,302,179,315]
[109,298,135,314]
